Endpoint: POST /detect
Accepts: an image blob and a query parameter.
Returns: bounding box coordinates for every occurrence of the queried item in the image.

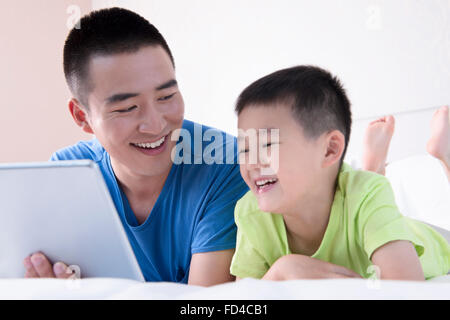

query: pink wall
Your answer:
[0,0,93,162]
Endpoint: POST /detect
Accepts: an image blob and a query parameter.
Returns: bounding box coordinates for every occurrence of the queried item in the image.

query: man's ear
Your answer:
[322,130,345,168]
[68,98,94,134]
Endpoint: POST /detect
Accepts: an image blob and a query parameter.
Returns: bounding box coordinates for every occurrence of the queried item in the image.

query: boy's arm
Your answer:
[370,240,425,281]
[262,254,362,280]
[188,249,235,286]
[356,176,426,281]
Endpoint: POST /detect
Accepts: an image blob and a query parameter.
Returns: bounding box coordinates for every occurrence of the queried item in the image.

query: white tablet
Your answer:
[0,160,145,281]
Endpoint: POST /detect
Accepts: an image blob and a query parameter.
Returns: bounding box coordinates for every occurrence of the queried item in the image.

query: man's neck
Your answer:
[110,158,172,224]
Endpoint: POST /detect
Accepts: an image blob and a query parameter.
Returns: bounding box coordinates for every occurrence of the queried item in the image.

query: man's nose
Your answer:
[138,106,167,135]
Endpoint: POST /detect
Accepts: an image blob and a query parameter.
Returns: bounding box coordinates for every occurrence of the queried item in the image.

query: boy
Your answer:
[230,65,450,280]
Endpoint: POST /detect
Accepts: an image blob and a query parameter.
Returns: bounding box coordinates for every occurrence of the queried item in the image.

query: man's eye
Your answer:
[238,149,249,154]
[158,93,176,101]
[115,105,137,113]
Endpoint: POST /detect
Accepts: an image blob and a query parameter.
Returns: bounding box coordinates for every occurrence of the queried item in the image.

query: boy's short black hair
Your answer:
[63,7,174,107]
[235,65,352,161]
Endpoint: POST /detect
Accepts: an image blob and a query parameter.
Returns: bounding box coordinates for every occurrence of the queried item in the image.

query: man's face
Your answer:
[83,45,184,178]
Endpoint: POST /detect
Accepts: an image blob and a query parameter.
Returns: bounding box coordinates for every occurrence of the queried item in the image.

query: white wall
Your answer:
[0,0,92,163]
[93,0,449,137]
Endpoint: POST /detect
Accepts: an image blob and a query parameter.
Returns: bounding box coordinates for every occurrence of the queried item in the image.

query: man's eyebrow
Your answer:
[104,93,139,105]
[103,79,177,105]
[156,79,178,91]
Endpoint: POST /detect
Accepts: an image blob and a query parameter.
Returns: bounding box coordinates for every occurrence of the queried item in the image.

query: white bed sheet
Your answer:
[386,154,450,231]
[1,276,449,300]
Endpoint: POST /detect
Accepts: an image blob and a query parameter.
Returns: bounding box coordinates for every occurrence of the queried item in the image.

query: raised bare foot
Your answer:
[426,106,450,180]
[362,115,395,175]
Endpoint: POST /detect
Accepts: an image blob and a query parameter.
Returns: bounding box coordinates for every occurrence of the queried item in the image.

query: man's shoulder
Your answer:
[182,119,237,148]
[50,138,105,162]
[176,119,239,170]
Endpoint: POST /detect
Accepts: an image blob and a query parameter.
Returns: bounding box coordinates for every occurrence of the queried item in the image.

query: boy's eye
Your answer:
[238,149,249,154]
[158,93,176,101]
[115,105,137,113]
[262,142,279,148]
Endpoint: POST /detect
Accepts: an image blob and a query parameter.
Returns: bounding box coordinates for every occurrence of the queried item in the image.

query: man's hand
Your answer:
[263,254,362,280]
[23,252,73,279]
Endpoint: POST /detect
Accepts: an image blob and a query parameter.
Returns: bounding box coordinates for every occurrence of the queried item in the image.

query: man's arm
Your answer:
[188,249,235,286]
[371,240,425,281]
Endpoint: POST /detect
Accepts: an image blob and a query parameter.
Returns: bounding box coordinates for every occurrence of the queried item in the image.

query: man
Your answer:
[22,7,248,286]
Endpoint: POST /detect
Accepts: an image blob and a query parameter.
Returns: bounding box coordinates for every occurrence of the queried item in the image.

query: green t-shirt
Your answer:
[230,163,450,280]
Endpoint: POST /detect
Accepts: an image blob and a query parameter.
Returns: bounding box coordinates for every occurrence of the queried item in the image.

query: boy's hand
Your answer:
[23,252,74,279]
[263,254,362,280]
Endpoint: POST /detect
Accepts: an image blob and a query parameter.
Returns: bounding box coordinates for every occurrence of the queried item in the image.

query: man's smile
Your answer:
[130,133,171,155]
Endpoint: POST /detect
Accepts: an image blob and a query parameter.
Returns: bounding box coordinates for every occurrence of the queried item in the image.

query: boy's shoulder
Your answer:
[234,191,283,230]
[235,191,260,217]
[337,162,392,199]
[335,163,400,226]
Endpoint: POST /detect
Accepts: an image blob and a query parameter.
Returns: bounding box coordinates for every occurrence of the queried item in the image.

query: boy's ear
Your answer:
[68,98,94,134]
[322,130,345,168]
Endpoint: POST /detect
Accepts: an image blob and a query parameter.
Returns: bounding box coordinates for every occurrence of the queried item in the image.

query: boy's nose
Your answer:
[245,162,261,171]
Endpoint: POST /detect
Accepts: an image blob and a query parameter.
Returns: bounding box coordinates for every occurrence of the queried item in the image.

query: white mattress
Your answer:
[1,276,449,300]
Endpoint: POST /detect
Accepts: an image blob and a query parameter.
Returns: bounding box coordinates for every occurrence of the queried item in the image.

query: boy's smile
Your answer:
[254,176,279,194]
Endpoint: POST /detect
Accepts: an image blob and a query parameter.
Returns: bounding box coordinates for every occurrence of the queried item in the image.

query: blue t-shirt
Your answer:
[50,120,249,283]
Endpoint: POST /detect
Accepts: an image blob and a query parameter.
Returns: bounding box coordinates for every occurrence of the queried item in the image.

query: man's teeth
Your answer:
[255,178,278,187]
[134,136,165,149]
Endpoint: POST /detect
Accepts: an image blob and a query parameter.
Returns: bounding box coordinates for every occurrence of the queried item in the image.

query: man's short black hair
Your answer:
[235,65,352,161]
[63,7,175,107]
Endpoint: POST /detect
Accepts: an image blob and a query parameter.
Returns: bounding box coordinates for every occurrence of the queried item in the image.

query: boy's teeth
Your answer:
[256,178,277,187]
[134,136,165,149]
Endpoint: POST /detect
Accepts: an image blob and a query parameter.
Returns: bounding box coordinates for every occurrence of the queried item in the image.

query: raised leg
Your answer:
[361,115,395,175]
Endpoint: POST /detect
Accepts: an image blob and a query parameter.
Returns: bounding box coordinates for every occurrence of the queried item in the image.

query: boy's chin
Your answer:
[255,196,282,214]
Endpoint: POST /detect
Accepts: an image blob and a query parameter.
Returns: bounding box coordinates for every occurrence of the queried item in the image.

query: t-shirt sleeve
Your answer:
[357,177,425,260]
[190,164,249,254]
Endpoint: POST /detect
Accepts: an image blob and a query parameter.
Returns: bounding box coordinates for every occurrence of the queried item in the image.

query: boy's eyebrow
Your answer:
[103,79,177,106]
[237,127,280,141]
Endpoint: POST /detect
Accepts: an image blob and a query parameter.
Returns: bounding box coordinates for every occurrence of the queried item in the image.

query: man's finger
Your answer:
[53,262,73,279]
[23,256,39,278]
[30,253,55,278]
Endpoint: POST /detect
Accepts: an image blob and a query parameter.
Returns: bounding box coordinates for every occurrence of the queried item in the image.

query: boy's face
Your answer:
[79,45,184,179]
[238,104,327,213]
